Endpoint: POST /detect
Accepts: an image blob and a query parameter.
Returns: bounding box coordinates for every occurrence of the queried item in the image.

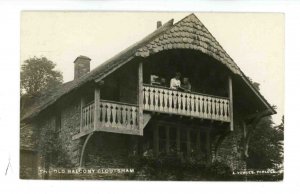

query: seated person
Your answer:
[160,78,167,87]
[170,72,181,90]
[181,77,191,92]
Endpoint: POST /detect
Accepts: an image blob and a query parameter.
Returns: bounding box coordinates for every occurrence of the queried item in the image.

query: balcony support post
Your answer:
[228,75,234,131]
[94,87,100,131]
[138,61,144,135]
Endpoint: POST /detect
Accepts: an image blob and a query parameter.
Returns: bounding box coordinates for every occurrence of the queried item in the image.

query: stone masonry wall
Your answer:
[215,122,246,171]
[59,98,82,167]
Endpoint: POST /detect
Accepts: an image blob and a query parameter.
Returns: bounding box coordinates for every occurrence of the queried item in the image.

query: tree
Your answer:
[21,56,63,97]
[246,78,284,170]
[247,116,284,170]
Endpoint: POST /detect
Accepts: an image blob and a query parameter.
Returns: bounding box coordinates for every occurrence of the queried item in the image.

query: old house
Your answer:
[20,13,276,179]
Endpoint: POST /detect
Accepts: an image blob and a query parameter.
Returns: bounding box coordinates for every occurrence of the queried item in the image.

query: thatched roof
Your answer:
[21,13,275,122]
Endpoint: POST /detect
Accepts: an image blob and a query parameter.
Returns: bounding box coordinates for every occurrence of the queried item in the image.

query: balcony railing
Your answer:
[82,100,138,132]
[81,84,230,135]
[142,84,230,122]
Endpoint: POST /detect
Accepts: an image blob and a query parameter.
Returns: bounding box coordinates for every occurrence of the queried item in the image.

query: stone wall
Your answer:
[58,98,82,167]
[215,122,246,171]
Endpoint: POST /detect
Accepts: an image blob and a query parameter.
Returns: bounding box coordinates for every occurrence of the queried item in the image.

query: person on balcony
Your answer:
[181,77,192,92]
[170,72,181,90]
[160,78,167,87]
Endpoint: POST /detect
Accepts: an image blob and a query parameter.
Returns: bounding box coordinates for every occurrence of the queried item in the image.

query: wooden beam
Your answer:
[138,61,144,135]
[228,75,234,131]
[165,126,170,154]
[153,124,159,157]
[176,127,181,155]
[79,132,94,167]
[94,87,100,131]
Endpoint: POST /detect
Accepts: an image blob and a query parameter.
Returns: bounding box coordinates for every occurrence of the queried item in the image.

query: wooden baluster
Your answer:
[224,99,228,121]
[126,106,132,130]
[132,107,137,129]
[88,105,91,128]
[98,103,102,127]
[111,104,117,128]
[163,89,169,112]
[190,94,195,117]
[144,87,149,110]
[211,98,216,120]
[102,103,107,125]
[106,103,112,127]
[121,105,127,128]
[186,93,191,116]
[159,88,164,112]
[223,100,227,121]
[154,88,159,111]
[226,100,230,122]
[86,107,89,128]
[203,97,207,119]
[149,88,154,110]
[116,105,122,128]
[86,106,89,128]
[91,104,94,127]
[195,95,199,117]
[180,92,185,114]
[169,90,173,112]
[220,99,224,121]
[215,99,220,121]
[207,97,212,119]
[173,91,178,113]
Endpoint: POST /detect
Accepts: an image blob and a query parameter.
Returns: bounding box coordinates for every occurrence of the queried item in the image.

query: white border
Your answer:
[0,0,299,194]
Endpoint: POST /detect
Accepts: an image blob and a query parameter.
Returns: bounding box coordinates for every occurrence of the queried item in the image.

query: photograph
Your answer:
[20,12,284,181]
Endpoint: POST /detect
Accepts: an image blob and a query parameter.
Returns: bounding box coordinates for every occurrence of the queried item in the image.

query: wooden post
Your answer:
[228,76,234,131]
[187,128,191,158]
[176,127,181,155]
[206,128,211,165]
[138,62,144,135]
[94,87,100,131]
[165,126,170,154]
[153,124,159,157]
[80,97,85,132]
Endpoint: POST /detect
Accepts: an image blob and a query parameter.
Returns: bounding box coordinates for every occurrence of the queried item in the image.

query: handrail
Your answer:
[143,83,229,100]
[83,99,137,109]
[100,99,138,107]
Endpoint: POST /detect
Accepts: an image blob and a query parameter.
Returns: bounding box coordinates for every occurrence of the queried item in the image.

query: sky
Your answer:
[21,12,284,125]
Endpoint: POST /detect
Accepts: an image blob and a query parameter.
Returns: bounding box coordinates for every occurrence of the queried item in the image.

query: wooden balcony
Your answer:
[142,84,231,122]
[81,100,139,135]
[74,84,231,140]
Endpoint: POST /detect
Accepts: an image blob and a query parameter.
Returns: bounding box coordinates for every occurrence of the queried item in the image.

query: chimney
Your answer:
[74,55,91,80]
[157,21,162,29]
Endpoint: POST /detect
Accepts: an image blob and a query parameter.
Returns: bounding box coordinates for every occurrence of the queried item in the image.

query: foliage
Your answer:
[247,116,284,170]
[21,56,63,97]
[128,154,233,181]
